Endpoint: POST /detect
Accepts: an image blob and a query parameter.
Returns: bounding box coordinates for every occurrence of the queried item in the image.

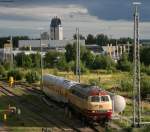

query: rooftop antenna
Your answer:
[132,1,141,128]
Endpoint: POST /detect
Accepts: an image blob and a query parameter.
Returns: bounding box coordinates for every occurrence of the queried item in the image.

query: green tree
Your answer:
[92,55,115,70]
[65,44,76,62]
[0,65,6,77]
[118,37,133,44]
[44,51,64,68]
[117,53,132,71]
[15,53,25,67]
[65,43,86,62]
[73,34,85,40]
[81,50,95,68]
[22,55,32,68]
[141,76,150,99]
[96,34,109,46]
[26,71,40,83]
[140,47,150,66]
[85,34,96,44]
[30,53,41,68]
[7,69,24,80]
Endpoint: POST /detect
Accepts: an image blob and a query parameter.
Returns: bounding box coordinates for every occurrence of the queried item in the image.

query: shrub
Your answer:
[120,79,133,92]
[117,53,132,71]
[71,61,89,74]
[89,78,101,86]
[92,55,116,70]
[25,71,40,83]
[141,64,150,76]
[0,65,6,78]
[141,77,150,99]
[7,69,24,80]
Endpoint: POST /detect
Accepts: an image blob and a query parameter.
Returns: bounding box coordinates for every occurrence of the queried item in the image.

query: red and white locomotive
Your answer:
[43,74,113,123]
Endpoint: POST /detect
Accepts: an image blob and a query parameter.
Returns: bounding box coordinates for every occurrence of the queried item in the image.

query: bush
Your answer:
[3,62,11,70]
[141,77,150,99]
[141,64,150,76]
[25,71,40,83]
[92,55,116,70]
[89,78,101,86]
[7,69,24,80]
[117,53,132,71]
[71,61,89,74]
[0,65,6,78]
[120,79,133,92]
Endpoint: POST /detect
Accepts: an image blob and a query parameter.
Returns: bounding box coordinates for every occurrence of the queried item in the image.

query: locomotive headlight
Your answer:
[92,110,95,113]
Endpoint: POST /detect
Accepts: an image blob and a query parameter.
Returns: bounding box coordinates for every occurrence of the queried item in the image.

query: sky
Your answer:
[0,0,150,39]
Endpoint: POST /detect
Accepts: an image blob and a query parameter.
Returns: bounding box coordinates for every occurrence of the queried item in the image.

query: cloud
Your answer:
[3,0,149,21]
[0,0,150,39]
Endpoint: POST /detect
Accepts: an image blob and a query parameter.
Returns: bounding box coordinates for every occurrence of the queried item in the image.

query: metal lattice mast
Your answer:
[76,28,80,83]
[10,36,13,69]
[133,2,141,127]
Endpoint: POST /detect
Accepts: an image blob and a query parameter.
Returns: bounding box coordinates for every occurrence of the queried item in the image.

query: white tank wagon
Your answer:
[43,74,78,103]
[100,90,126,114]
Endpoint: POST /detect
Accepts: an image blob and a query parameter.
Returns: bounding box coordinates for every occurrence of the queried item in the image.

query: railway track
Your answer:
[1,84,105,132]
[0,85,82,132]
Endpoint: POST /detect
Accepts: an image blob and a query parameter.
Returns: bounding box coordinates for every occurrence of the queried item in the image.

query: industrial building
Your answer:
[50,17,63,40]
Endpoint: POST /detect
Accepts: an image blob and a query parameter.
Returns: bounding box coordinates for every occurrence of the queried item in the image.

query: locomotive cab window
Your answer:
[101,96,109,102]
[90,96,100,102]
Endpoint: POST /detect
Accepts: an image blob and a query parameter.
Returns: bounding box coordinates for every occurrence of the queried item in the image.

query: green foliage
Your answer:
[73,34,85,40]
[25,71,40,83]
[141,64,150,75]
[65,44,76,62]
[23,55,32,68]
[44,51,64,68]
[70,61,89,74]
[15,53,25,67]
[0,36,29,48]
[3,61,11,70]
[118,37,133,44]
[15,53,32,68]
[120,79,133,92]
[141,76,150,99]
[117,53,132,71]
[30,53,41,68]
[56,56,70,71]
[92,55,116,70]
[65,43,86,62]
[96,34,109,46]
[140,47,150,66]
[7,69,24,80]
[0,65,6,77]
[119,75,150,99]
[89,78,101,86]
[85,34,96,44]
[81,50,95,68]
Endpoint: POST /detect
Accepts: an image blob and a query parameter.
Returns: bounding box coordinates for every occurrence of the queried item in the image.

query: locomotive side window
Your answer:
[101,96,109,102]
[91,96,100,102]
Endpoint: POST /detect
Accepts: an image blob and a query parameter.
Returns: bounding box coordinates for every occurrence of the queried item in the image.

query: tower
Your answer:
[50,17,63,40]
[133,2,141,127]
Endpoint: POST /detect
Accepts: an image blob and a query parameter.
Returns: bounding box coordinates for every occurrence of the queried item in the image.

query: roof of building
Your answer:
[50,17,61,27]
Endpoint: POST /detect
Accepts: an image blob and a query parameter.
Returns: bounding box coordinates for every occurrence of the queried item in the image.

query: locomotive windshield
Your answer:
[91,96,100,102]
[101,96,109,102]
[90,95,110,102]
